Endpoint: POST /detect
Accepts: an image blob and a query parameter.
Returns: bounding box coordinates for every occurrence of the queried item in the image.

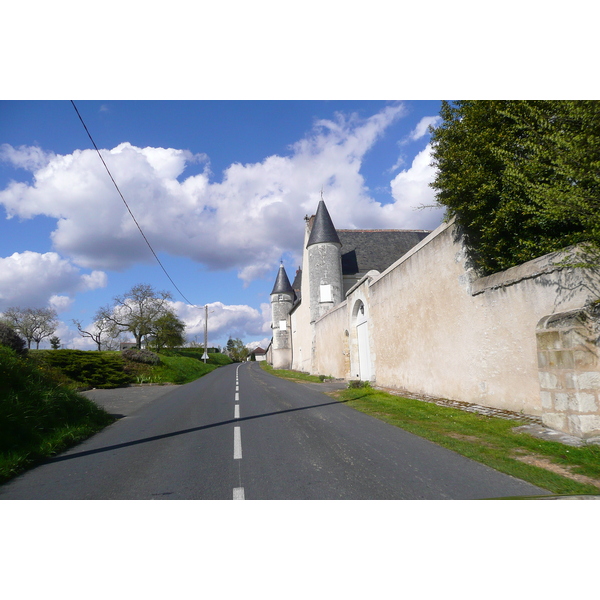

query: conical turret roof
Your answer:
[271,263,295,296]
[306,200,341,248]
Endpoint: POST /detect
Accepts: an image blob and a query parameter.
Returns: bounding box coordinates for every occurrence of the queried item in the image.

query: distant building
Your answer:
[250,347,267,362]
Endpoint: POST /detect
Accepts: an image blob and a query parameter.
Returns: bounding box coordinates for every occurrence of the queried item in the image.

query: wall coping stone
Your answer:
[472,245,596,296]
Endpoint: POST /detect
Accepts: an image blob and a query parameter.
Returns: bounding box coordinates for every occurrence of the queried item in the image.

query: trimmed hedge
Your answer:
[36,350,131,389]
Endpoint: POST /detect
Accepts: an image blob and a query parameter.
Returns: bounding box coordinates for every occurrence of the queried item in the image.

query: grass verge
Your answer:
[259,361,328,383]
[0,346,115,484]
[333,386,600,496]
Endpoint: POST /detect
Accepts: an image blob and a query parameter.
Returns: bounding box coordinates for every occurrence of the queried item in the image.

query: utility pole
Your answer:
[202,304,209,363]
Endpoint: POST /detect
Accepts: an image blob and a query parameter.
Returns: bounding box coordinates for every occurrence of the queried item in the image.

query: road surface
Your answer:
[0,362,548,499]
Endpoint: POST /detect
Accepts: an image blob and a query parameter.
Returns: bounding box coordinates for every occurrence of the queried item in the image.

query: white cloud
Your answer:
[389,116,442,174]
[170,300,271,344]
[49,295,74,312]
[246,338,271,351]
[0,104,443,284]
[386,144,445,230]
[0,143,55,171]
[408,116,442,142]
[0,251,107,310]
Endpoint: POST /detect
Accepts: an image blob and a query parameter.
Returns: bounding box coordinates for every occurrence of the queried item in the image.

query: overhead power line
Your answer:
[70,100,194,306]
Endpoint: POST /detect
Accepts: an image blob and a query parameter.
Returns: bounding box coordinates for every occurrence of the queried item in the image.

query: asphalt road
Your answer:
[0,362,549,499]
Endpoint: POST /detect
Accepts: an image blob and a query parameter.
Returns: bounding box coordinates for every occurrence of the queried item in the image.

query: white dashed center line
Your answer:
[234,426,242,459]
[233,365,245,499]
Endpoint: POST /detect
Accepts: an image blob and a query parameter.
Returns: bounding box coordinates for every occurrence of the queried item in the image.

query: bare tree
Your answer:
[95,283,173,349]
[3,307,58,349]
[31,308,59,349]
[73,317,117,351]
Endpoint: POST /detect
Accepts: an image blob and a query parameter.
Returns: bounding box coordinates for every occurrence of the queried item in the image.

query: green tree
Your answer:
[226,338,249,362]
[95,284,173,349]
[430,100,600,274]
[148,311,186,352]
[49,335,61,350]
[0,322,28,356]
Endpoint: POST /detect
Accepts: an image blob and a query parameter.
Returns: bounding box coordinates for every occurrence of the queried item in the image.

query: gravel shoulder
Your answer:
[81,384,180,418]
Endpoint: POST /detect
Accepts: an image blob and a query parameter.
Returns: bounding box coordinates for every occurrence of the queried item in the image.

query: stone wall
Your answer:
[308,219,600,423]
[313,299,349,379]
[536,306,600,439]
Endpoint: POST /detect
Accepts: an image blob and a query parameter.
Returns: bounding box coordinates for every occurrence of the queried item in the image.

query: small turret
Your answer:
[306,200,342,247]
[306,200,343,323]
[270,263,294,369]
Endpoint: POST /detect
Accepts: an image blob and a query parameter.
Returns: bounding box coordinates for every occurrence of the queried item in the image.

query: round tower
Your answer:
[270,262,295,369]
[306,200,343,323]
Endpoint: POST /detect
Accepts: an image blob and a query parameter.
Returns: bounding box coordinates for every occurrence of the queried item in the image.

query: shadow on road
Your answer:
[41,398,352,465]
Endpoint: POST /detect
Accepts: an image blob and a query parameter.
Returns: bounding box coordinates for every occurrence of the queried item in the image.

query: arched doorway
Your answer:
[353,300,371,381]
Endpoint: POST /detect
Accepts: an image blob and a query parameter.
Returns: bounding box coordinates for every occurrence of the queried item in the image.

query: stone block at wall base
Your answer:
[568,414,600,439]
[541,413,568,433]
[536,305,600,440]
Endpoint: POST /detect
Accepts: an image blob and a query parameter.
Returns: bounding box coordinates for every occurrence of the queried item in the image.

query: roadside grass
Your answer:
[0,346,115,484]
[333,387,600,496]
[150,354,223,384]
[259,361,329,383]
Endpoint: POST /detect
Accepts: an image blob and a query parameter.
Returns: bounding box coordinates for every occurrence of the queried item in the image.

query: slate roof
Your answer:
[291,268,302,302]
[306,200,341,248]
[337,229,431,275]
[271,263,295,296]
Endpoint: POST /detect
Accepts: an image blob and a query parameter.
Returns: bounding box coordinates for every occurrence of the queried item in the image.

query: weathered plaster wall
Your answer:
[290,299,312,373]
[313,299,349,378]
[308,219,600,417]
[371,222,600,415]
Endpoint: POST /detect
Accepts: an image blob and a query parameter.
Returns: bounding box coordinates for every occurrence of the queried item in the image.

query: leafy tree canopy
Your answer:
[147,312,186,352]
[430,100,600,274]
[226,338,249,363]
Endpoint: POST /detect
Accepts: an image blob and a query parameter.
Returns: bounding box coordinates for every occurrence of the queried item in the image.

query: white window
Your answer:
[320,284,332,302]
[279,320,287,331]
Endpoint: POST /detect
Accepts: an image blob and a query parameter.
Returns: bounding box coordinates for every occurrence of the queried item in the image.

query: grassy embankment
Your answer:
[30,347,232,388]
[261,363,600,496]
[0,347,232,484]
[124,349,232,386]
[0,346,114,483]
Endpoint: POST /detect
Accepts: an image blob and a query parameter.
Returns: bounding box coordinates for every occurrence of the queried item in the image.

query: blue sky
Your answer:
[2,3,594,353]
[0,100,446,349]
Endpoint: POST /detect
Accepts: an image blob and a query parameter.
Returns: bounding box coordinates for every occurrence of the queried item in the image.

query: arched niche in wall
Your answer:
[352,299,371,381]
